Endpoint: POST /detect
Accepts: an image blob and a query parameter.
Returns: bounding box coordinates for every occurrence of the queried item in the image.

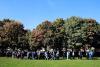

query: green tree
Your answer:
[64,16,99,49]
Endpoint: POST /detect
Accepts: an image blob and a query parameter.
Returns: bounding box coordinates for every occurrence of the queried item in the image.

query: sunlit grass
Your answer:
[0,57,100,67]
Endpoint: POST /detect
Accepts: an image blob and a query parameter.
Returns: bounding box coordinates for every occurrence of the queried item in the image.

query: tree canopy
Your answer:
[0,16,100,51]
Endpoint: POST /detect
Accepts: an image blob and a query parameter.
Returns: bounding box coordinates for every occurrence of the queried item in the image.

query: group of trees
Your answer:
[0,16,100,51]
[0,19,29,50]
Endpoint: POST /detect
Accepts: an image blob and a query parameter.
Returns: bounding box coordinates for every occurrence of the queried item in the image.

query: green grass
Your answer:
[0,57,100,67]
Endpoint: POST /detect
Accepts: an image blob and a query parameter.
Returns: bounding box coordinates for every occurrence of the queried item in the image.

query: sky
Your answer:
[0,0,100,30]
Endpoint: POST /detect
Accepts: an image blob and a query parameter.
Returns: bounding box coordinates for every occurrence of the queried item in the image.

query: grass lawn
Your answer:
[0,57,100,67]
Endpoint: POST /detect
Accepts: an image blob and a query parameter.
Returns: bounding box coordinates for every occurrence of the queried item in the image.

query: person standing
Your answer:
[91,47,95,59]
[66,50,70,60]
[62,48,66,59]
[88,47,95,60]
[12,50,15,58]
[56,50,59,60]
[78,48,84,59]
[88,49,92,60]
[85,48,89,59]
[37,50,41,60]
[27,51,30,59]
[44,51,48,60]
[72,50,75,59]
[32,51,35,60]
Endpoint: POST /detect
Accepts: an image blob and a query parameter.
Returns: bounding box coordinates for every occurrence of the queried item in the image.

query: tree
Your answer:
[0,19,28,50]
[64,16,99,49]
[0,16,100,51]
[51,18,66,50]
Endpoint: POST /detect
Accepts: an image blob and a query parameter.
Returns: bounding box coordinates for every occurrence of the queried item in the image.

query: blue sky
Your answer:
[0,0,100,30]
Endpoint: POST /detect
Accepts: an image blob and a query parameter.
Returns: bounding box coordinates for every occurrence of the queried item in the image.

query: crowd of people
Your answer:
[0,47,95,60]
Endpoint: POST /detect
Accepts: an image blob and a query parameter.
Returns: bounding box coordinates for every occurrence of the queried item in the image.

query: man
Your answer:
[78,48,84,59]
[37,50,41,60]
[91,47,95,59]
[72,50,75,59]
[85,48,89,59]
[49,49,55,60]
[20,50,24,59]
[6,47,12,57]
[27,51,30,59]
[56,50,59,60]
[17,49,21,59]
[32,51,35,60]
[88,47,95,60]
[44,51,48,60]
[12,50,16,58]
[66,50,70,60]
[62,48,66,59]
